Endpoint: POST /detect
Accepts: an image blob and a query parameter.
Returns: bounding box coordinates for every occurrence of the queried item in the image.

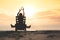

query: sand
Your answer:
[0,30,60,40]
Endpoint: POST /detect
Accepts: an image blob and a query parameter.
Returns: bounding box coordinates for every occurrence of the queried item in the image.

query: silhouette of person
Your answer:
[18,13,23,24]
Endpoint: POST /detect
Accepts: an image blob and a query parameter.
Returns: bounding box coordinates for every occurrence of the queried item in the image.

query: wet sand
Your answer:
[0,30,60,40]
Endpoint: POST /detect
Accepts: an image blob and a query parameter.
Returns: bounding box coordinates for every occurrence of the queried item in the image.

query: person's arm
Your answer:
[17,9,21,16]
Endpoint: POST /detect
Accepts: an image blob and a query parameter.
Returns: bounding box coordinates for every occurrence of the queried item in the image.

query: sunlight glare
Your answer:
[24,5,35,18]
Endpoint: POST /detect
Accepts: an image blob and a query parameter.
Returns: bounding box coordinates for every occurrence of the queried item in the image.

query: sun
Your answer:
[24,5,35,18]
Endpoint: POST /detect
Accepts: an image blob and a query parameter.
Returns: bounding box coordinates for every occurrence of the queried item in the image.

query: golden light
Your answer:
[24,5,35,18]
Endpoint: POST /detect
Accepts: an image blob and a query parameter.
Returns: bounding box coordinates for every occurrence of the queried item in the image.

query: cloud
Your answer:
[34,10,60,21]
[0,13,15,30]
[30,10,60,30]
[0,13,15,25]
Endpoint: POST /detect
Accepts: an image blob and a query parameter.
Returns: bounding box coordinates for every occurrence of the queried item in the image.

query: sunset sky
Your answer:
[0,0,60,31]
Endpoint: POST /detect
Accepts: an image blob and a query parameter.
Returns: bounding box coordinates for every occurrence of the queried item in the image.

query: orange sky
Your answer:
[0,0,60,31]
